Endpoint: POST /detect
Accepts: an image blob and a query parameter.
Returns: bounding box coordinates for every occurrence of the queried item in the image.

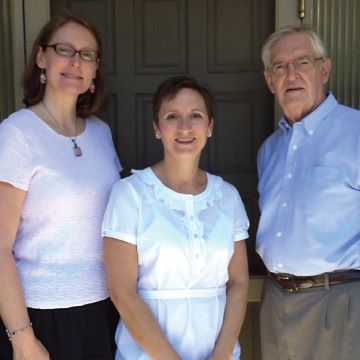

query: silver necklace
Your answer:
[41,101,82,156]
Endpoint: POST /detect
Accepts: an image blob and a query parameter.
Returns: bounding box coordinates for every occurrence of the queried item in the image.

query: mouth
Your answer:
[61,73,83,80]
[285,86,304,93]
[175,138,196,145]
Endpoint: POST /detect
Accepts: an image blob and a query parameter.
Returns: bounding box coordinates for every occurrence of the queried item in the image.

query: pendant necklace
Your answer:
[41,101,82,156]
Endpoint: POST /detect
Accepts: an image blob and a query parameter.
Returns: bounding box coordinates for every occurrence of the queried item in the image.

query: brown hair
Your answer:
[152,76,214,124]
[22,12,107,118]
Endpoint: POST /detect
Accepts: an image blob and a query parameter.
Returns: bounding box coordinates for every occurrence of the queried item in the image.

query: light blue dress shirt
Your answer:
[257,93,360,275]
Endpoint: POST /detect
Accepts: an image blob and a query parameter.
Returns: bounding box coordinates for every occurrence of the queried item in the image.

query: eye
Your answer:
[297,57,311,66]
[192,113,203,119]
[273,63,285,72]
[165,113,177,120]
[56,44,74,56]
[81,50,98,62]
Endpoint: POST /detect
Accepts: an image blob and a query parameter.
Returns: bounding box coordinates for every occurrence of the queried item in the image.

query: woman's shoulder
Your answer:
[0,109,40,142]
[111,168,150,195]
[206,172,240,199]
[85,115,111,133]
[206,172,235,191]
[1,108,36,129]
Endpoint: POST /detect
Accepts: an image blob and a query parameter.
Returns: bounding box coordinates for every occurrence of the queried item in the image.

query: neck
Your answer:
[152,157,206,195]
[37,91,86,138]
[41,92,78,125]
[284,93,327,125]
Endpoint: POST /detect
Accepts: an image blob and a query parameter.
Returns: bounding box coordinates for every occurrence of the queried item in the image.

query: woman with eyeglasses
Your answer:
[0,13,121,359]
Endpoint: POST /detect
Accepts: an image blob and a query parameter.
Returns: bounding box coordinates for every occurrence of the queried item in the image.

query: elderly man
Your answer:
[257,25,360,360]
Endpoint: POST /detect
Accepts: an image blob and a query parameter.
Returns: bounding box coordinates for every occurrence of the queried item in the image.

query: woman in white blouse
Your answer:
[103,76,249,359]
[0,13,120,359]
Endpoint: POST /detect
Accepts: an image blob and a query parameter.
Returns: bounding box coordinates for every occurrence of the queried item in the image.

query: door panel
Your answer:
[51,0,274,274]
[134,0,188,74]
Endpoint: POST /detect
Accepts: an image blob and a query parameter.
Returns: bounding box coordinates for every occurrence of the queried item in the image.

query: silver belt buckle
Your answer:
[297,278,316,290]
[276,273,291,280]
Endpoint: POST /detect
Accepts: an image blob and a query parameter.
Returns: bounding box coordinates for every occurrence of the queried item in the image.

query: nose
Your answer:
[177,117,192,131]
[286,62,298,80]
[70,52,81,67]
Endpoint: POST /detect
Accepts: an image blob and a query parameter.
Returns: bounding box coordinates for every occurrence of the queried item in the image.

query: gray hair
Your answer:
[261,25,329,70]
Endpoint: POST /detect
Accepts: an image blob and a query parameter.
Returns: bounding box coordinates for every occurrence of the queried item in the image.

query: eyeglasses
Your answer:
[45,43,99,62]
[268,56,324,76]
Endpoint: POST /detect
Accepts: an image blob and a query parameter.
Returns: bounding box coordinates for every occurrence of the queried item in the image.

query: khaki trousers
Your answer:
[260,276,360,360]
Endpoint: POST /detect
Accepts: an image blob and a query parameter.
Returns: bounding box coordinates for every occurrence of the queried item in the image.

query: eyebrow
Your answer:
[52,42,98,51]
[271,55,314,64]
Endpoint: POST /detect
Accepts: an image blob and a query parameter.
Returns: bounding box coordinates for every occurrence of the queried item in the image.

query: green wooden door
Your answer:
[51,0,274,275]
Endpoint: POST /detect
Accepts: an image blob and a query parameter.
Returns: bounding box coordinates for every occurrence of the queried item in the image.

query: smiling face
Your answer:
[36,21,98,97]
[154,88,214,161]
[264,33,331,124]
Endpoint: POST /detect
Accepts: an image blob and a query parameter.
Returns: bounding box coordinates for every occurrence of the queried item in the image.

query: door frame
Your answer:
[10,0,301,301]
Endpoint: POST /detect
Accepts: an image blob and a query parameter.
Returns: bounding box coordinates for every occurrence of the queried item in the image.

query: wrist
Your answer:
[10,328,37,350]
[6,322,33,341]
[211,348,232,360]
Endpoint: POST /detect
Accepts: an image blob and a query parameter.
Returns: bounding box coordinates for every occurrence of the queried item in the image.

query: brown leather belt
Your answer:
[270,270,360,292]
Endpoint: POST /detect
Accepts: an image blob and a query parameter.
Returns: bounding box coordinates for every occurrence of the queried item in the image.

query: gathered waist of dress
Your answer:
[138,286,226,300]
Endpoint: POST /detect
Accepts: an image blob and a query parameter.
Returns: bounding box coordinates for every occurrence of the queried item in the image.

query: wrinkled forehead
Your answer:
[271,33,316,62]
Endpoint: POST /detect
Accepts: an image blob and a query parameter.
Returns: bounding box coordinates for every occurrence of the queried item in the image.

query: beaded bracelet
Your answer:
[5,322,33,341]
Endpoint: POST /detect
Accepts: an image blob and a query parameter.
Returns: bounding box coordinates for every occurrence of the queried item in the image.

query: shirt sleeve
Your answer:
[233,189,250,242]
[101,179,138,244]
[0,123,33,190]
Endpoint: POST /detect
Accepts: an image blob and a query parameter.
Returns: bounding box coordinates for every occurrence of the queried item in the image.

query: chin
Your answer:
[283,98,308,111]
[63,86,89,96]
[167,150,201,160]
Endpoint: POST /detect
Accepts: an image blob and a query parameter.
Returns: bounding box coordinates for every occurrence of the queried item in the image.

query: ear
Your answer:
[264,70,276,94]
[208,118,214,137]
[36,46,46,69]
[321,58,331,85]
[153,121,160,139]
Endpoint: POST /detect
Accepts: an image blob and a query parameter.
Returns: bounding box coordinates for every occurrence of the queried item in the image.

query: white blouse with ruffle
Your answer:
[102,167,249,360]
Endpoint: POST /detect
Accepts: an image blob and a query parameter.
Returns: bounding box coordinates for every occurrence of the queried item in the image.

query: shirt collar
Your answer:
[278,92,338,136]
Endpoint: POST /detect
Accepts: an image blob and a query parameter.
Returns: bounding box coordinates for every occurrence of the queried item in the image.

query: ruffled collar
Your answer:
[131,167,223,213]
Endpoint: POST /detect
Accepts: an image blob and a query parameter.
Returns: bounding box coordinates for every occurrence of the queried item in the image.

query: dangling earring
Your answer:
[89,80,95,94]
[40,69,47,84]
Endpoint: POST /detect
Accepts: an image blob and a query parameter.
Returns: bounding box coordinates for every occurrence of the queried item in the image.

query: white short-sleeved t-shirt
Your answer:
[102,167,249,359]
[0,109,122,308]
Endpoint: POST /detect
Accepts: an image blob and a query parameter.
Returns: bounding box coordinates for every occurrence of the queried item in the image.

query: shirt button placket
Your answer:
[276,130,299,252]
[186,198,202,273]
